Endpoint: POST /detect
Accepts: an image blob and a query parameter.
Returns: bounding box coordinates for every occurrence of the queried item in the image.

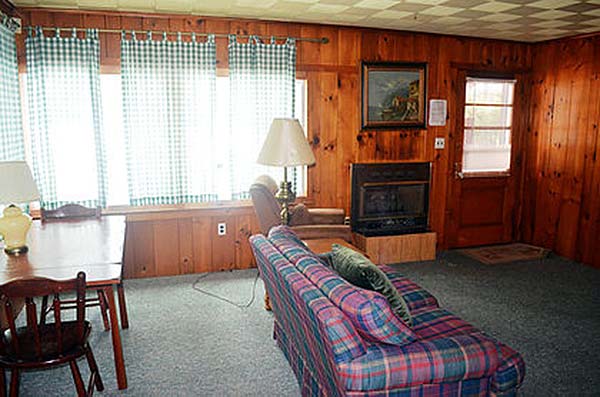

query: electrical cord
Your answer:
[192,270,260,309]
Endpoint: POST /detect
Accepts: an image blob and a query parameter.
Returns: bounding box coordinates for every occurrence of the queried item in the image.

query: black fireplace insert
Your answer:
[351,162,430,236]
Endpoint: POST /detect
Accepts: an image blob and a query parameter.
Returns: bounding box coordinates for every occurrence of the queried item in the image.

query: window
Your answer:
[21,74,308,207]
[462,77,516,174]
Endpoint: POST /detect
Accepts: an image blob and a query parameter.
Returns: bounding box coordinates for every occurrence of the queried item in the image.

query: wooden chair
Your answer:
[40,204,129,331]
[0,272,103,397]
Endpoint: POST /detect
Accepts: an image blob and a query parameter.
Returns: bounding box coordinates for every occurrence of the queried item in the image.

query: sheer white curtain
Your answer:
[227,36,297,200]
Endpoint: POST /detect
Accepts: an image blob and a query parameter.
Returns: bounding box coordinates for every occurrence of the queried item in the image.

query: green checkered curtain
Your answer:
[0,16,24,161]
[25,27,107,210]
[228,36,297,199]
[121,32,218,206]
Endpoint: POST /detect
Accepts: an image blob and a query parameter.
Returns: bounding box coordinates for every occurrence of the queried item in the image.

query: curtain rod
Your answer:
[28,26,329,44]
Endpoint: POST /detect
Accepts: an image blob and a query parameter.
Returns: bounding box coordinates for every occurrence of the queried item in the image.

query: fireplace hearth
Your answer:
[351,162,430,237]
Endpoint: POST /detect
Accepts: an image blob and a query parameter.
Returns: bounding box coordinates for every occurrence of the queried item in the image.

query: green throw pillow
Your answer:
[331,244,412,326]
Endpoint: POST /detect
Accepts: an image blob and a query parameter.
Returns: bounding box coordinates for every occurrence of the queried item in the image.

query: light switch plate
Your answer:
[434,137,445,149]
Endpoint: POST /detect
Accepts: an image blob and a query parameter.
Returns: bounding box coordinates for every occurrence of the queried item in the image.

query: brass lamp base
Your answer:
[4,245,28,256]
[275,180,295,225]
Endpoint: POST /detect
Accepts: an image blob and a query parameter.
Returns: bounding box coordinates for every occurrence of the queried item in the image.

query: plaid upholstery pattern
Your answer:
[345,378,491,397]
[121,32,218,206]
[228,36,298,200]
[338,333,500,391]
[269,226,319,264]
[295,255,417,347]
[491,343,526,396]
[0,16,24,162]
[412,308,481,341]
[250,231,526,396]
[380,265,439,311]
[250,235,363,396]
[26,27,107,210]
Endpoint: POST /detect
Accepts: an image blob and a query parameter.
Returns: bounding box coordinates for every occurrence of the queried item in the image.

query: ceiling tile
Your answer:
[583,8,600,16]
[478,12,521,22]
[507,6,548,16]
[371,9,413,18]
[432,15,471,24]
[353,0,398,9]
[307,2,350,12]
[471,1,521,13]
[527,0,576,9]
[531,19,574,28]
[11,0,600,42]
[529,9,576,19]
[404,0,449,5]
[419,5,462,15]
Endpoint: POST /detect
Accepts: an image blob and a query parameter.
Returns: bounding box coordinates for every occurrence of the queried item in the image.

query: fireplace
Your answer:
[351,162,430,236]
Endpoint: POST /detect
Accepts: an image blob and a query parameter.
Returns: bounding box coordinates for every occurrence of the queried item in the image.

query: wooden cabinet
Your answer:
[122,203,260,278]
[353,232,436,265]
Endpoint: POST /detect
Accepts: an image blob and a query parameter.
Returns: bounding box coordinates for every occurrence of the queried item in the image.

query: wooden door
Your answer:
[445,69,527,248]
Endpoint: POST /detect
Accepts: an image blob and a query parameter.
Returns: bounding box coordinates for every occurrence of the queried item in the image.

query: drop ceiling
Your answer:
[13,0,600,42]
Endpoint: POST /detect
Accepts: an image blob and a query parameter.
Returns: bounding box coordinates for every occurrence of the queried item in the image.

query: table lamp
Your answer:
[0,161,40,255]
[257,118,316,225]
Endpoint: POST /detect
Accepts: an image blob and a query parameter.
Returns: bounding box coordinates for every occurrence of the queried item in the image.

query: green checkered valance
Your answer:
[228,35,297,200]
[25,27,107,210]
[121,32,218,206]
[0,16,24,161]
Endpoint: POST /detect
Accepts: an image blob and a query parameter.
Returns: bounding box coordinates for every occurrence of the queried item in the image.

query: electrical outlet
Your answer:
[434,137,445,149]
[217,222,226,236]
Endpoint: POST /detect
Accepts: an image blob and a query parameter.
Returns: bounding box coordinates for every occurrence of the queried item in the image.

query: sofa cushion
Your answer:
[331,244,412,327]
[338,333,500,391]
[379,265,439,311]
[296,256,418,347]
[412,307,481,341]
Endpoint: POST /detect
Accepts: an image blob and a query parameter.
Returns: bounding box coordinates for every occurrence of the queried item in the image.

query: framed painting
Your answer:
[361,62,427,129]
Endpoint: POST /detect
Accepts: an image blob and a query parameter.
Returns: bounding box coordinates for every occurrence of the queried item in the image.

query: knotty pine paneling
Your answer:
[522,34,600,269]
[123,204,260,278]
[17,9,533,274]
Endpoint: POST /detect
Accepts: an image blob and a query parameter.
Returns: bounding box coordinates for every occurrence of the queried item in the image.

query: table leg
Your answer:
[102,285,127,390]
[117,281,129,329]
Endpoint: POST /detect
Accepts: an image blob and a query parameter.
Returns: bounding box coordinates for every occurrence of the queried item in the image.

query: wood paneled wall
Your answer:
[123,204,259,278]
[16,8,535,276]
[522,34,600,269]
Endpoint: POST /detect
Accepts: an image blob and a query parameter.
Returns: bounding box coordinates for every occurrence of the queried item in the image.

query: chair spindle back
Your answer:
[0,272,86,361]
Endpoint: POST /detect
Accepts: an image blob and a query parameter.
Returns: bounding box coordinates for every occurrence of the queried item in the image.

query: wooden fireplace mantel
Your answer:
[353,232,436,265]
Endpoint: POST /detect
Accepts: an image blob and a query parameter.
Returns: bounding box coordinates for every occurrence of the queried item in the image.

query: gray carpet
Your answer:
[17,252,600,396]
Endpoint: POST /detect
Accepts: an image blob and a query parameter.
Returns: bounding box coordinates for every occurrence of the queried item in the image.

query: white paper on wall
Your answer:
[428,99,447,127]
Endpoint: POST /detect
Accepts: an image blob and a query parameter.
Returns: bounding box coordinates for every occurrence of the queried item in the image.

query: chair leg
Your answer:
[0,368,6,397]
[9,369,18,397]
[97,290,110,331]
[85,345,104,392]
[40,295,49,325]
[117,282,129,329]
[69,361,86,397]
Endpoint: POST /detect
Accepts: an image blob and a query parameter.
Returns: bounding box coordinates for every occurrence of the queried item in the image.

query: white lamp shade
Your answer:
[257,118,316,167]
[0,161,40,204]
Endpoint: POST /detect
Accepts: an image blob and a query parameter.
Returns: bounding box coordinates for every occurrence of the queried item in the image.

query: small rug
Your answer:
[459,243,550,265]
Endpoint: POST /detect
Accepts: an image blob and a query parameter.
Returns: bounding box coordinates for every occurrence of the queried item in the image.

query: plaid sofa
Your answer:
[249,226,525,397]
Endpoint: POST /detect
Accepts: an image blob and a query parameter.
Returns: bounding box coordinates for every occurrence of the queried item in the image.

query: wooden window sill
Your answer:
[459,171,511,179]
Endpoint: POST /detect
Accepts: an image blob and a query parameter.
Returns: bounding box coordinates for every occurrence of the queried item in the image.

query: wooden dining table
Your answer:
[0,215,129,390]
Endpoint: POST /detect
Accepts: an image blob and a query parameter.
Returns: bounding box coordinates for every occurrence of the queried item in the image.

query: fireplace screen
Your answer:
[351,163,430,236]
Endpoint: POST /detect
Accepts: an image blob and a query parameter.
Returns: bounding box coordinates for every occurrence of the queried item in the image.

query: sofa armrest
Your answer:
[338,333,500,391]
[307,208,345,224]
[291,224,352,243]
